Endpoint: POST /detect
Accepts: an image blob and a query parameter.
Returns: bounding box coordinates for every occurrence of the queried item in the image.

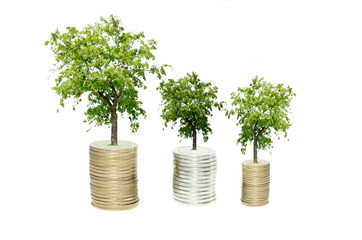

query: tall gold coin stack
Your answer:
[241,160,270,207]
[89,140,139,210]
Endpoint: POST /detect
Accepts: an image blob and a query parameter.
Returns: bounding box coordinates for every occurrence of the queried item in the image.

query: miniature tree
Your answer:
[45,15,169,145]
[157,72,224,150]
[225,76,295,163]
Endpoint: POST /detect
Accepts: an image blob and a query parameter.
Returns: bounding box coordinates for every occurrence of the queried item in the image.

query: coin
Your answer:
[89,140,139,211]
[172,146,217,205]
[241,160,270,207]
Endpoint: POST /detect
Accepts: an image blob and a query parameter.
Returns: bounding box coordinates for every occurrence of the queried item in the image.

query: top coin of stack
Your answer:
[241,160,270,207]
[89,140,139,211]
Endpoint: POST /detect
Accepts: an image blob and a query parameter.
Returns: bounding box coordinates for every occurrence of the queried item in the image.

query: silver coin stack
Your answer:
[173,146,217,205]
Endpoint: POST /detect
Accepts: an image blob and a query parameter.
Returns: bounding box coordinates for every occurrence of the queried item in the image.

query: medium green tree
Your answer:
[157,72,224,150]
[225,76,296,163]
[45,15,169,145]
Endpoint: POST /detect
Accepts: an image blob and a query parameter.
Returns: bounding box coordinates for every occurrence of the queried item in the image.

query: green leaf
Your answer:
[46,15,170,140]
[158,72,223,149]
[226,76,295,156]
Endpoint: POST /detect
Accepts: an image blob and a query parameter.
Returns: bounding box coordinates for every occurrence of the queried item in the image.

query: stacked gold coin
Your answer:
[241,160,270,206]
[89,140,139,210]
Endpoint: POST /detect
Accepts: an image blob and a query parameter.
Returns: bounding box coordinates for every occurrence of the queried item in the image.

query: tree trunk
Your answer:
[111,110,118,145]
[253,136,258,163]
[192,127,197,150]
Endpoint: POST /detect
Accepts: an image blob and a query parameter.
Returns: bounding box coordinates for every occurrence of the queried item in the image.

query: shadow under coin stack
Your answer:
[173,147,217,205]
[241,160,270,206]
[89,140,139,210]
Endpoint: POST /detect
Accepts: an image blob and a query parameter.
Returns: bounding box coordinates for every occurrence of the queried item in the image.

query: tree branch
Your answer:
[185,117,194,128]
[253,120,258,131]
[95,66,103,72]
[250,124,256,136]
[116,60,127,68]
[118,85,123,98]
[110,81,118,97]
[250,120,258,136]
[191,112,199,128]
[84,61,90,82]
[257,126,266,138]
[98,90,112,107]
[94,58,111,72]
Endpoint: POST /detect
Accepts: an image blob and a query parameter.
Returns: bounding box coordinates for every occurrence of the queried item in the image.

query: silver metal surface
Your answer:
[173,146,217,205]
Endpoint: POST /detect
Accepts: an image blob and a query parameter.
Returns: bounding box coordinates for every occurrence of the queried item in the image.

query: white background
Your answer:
[1,0,362,239]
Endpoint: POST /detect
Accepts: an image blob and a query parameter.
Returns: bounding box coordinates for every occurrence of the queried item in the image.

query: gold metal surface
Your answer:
[89,140,139,211]
[241,160,270,207]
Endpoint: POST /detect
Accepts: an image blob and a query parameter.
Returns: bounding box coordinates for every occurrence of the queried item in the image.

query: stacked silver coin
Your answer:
[241,160,270,206]
[89,140,139,210]
[173,146,217,205]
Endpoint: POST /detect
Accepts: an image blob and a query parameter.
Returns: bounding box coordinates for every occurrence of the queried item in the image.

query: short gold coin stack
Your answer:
[89,140,139,210]
[241,160,270,206]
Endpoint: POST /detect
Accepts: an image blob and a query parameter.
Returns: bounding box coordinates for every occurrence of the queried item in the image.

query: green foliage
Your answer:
[45,15,169,132]
[157,72,224,146]
[225,76,296,155]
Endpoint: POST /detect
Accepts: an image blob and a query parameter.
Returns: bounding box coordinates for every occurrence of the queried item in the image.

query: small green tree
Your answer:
[225,76,295,163]
[157,72,224,150]
[45,15,169,145]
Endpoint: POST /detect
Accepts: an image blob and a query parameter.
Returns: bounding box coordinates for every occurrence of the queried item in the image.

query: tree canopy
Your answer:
[157,72,224,150]
[225,76,295,163]
[45,15,169,145]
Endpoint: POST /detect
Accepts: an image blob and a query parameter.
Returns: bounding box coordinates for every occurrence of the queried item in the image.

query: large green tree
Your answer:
[45,15,169,145]
[158,72,224,150]
[225,76,295,163]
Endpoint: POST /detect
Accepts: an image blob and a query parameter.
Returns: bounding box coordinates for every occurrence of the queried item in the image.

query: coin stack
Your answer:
[241,160,270,206]
[173,146,217,205]
[89,140,139,210]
